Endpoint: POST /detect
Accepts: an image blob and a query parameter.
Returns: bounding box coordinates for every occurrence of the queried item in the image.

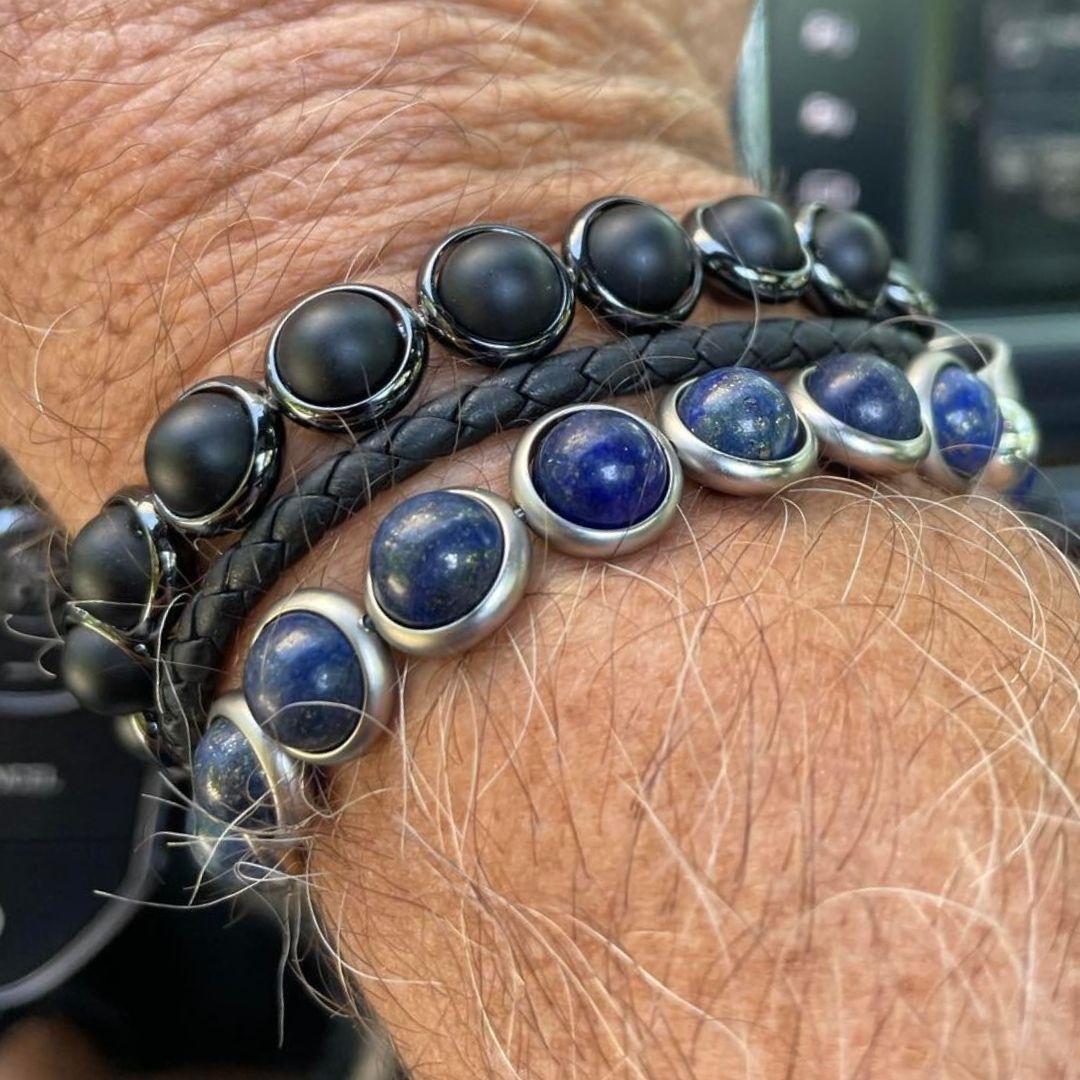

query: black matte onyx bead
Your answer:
[584,203,695,314]
[68,503,152,631]
[275,291,403,408]
[145,391,254,520]
[813,209,892,302]
[61,625,155,716]
[701,195,804,272]
[437,231,566,344]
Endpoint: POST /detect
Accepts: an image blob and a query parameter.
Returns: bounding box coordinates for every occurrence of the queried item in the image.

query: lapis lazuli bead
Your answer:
[678,368,800,460]
[532,410,670,529]
[931,364,1003,477]
[806,353,922,440]
[370,490,505,629]
[244,610,365,752]
[192,717,274,827]
[187,806,269,883]
[1009,464,1038,503]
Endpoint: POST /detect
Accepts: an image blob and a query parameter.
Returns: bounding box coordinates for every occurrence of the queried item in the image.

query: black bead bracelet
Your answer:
[60,191,938,757]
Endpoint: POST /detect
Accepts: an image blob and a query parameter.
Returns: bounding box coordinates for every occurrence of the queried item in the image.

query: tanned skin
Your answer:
[0,3,1077,1076]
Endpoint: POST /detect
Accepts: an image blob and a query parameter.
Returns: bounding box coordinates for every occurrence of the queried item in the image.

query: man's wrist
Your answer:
[1,0,752,528]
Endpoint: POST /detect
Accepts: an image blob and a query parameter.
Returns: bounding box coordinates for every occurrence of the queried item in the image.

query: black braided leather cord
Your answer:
[157,317,925,755]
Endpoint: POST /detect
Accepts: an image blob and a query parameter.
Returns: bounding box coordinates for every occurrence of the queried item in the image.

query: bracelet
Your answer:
[181,341,1040,887]
[59,193,939,755]
[105,317,926,764]
[153,317,924,751]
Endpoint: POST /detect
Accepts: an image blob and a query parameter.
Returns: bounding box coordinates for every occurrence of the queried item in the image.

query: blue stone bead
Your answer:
[677,368,800,460]
[187,806,269,884]
[931,364,1003,477]
[532,410,670,529]
[370,490,505,629]
[244,610,364,753]
[192,717,274,827]
[806,352,922,440]
[1009,464,1038,503]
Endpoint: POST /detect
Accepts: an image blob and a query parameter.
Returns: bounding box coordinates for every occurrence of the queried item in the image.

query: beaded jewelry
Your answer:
[182,328,1038,877]
[57,192,1035,782]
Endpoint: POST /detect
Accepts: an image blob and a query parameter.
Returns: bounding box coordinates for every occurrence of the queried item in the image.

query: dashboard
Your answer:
[754,0,1080,311]
[744,0,1080,473]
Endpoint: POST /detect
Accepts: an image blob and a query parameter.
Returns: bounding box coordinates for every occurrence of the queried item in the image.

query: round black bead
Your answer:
[584,202,695,314]
[274,290,404,409]
[701,195,804,272]
[61,624,155,716]
[813,210,892,302]
[68,503,152,631]
[145,391,255,520]
[437,231,566,344]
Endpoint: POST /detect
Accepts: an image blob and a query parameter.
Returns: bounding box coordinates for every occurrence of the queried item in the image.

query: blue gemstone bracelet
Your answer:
[186,340,1040,886]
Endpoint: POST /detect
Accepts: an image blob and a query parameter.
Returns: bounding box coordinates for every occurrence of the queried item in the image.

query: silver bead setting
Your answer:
[796,202,885,317]
[685,202,813,303]
[565,196,703,326]
[102,487,186,632]
[924,332,1021,401]
[417,224,575,365]
[880,260,938,323]
[153,377,283,537]
[788,366,931,476]
[202,690,310,842]
[248,589,397,766]
[984,397,1040,493]
[265,284,428,433]
[510,403,684,558]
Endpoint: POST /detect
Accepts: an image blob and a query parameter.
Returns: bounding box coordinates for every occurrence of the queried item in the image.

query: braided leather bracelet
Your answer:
[152,316,927,757]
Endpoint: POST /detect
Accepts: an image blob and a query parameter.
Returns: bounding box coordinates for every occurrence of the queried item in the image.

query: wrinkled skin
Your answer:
[0,3,1077,1077]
